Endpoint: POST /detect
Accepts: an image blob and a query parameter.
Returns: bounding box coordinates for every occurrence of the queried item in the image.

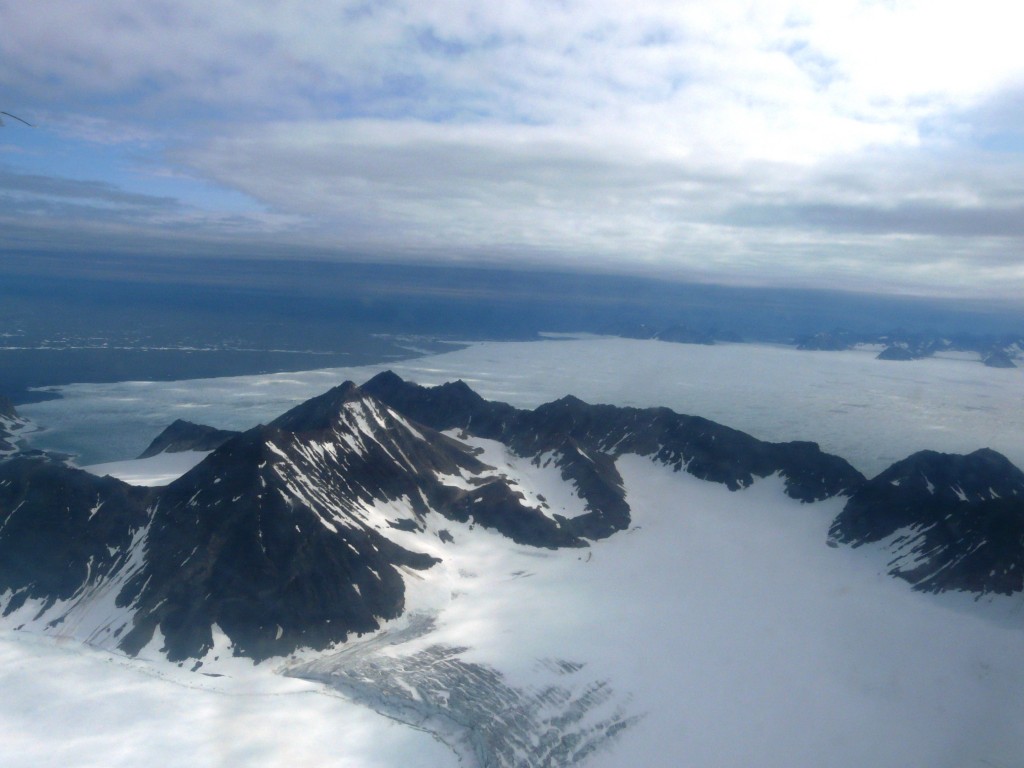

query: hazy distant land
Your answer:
[3,254,1022,404]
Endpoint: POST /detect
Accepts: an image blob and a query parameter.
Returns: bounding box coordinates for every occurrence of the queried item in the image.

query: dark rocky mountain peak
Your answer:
[268,380,367,433]
[363,370,515,434]
[829,448,1024,594]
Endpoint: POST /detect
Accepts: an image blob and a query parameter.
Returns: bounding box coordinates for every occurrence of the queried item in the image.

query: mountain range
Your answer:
[795,329,1023,367]
[0,372,1022,665]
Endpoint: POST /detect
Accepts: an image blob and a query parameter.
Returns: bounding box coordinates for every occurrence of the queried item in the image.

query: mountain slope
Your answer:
[0,456,153,641]
[0,381,597,661]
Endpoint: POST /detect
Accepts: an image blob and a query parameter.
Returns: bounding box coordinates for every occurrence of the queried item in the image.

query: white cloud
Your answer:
[3,0,1024,296]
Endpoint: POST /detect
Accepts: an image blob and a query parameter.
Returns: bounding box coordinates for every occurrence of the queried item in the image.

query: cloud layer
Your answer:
[3,0,1024,297]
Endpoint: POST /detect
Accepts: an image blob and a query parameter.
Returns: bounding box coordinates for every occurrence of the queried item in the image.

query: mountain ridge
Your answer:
[1,372,1022,663]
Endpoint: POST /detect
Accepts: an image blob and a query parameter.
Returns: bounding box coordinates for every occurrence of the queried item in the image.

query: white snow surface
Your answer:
[360,460,1024,768]
[82,450,211,486]
[5,458,1020,767]
[0,631,453,768]
[5,338,1024,766]
[438,431,590,521]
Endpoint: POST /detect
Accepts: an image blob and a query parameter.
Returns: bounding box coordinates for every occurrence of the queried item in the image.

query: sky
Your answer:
[2,0,1024,300]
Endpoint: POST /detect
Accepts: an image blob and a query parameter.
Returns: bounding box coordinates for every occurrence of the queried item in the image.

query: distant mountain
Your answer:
[828,449,1024,594]
[796,329,1022,367]
[983,349,1017,368]
[2,372,1022,665]
[138,419,240,458]
[609,323,740,345]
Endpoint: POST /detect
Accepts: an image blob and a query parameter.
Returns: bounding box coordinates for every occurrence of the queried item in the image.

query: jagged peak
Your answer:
[363,371,486,405]
[533,394,592,415]
[363,369,405,390]
[551,394,588,407]
[438,379,484,399]
[138,419,241,458]
[268,381,369,433]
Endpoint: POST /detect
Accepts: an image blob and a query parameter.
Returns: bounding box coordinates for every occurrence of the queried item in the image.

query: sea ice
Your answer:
[20,338,1024,477]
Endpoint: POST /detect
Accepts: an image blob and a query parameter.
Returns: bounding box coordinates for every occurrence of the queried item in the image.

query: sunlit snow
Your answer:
[0,632,453,768]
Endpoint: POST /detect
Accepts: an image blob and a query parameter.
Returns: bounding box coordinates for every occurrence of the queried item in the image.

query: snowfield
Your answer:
[0,631,454,768]
[6,337,1024,767]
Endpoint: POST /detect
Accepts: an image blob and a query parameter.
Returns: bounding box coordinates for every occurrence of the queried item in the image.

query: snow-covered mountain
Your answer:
[0,380,596,662]
[4,372,1022,667]
[3,370,1024,767]
[361,370,864,503]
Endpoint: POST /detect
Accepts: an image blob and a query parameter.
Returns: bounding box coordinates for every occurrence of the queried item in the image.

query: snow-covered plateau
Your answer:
[4,337,1024,768]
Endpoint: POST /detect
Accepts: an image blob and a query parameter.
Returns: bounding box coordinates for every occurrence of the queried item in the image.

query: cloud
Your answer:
[0,169,177,207]
[729,201,1024,238]
[3,0,1024,298]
